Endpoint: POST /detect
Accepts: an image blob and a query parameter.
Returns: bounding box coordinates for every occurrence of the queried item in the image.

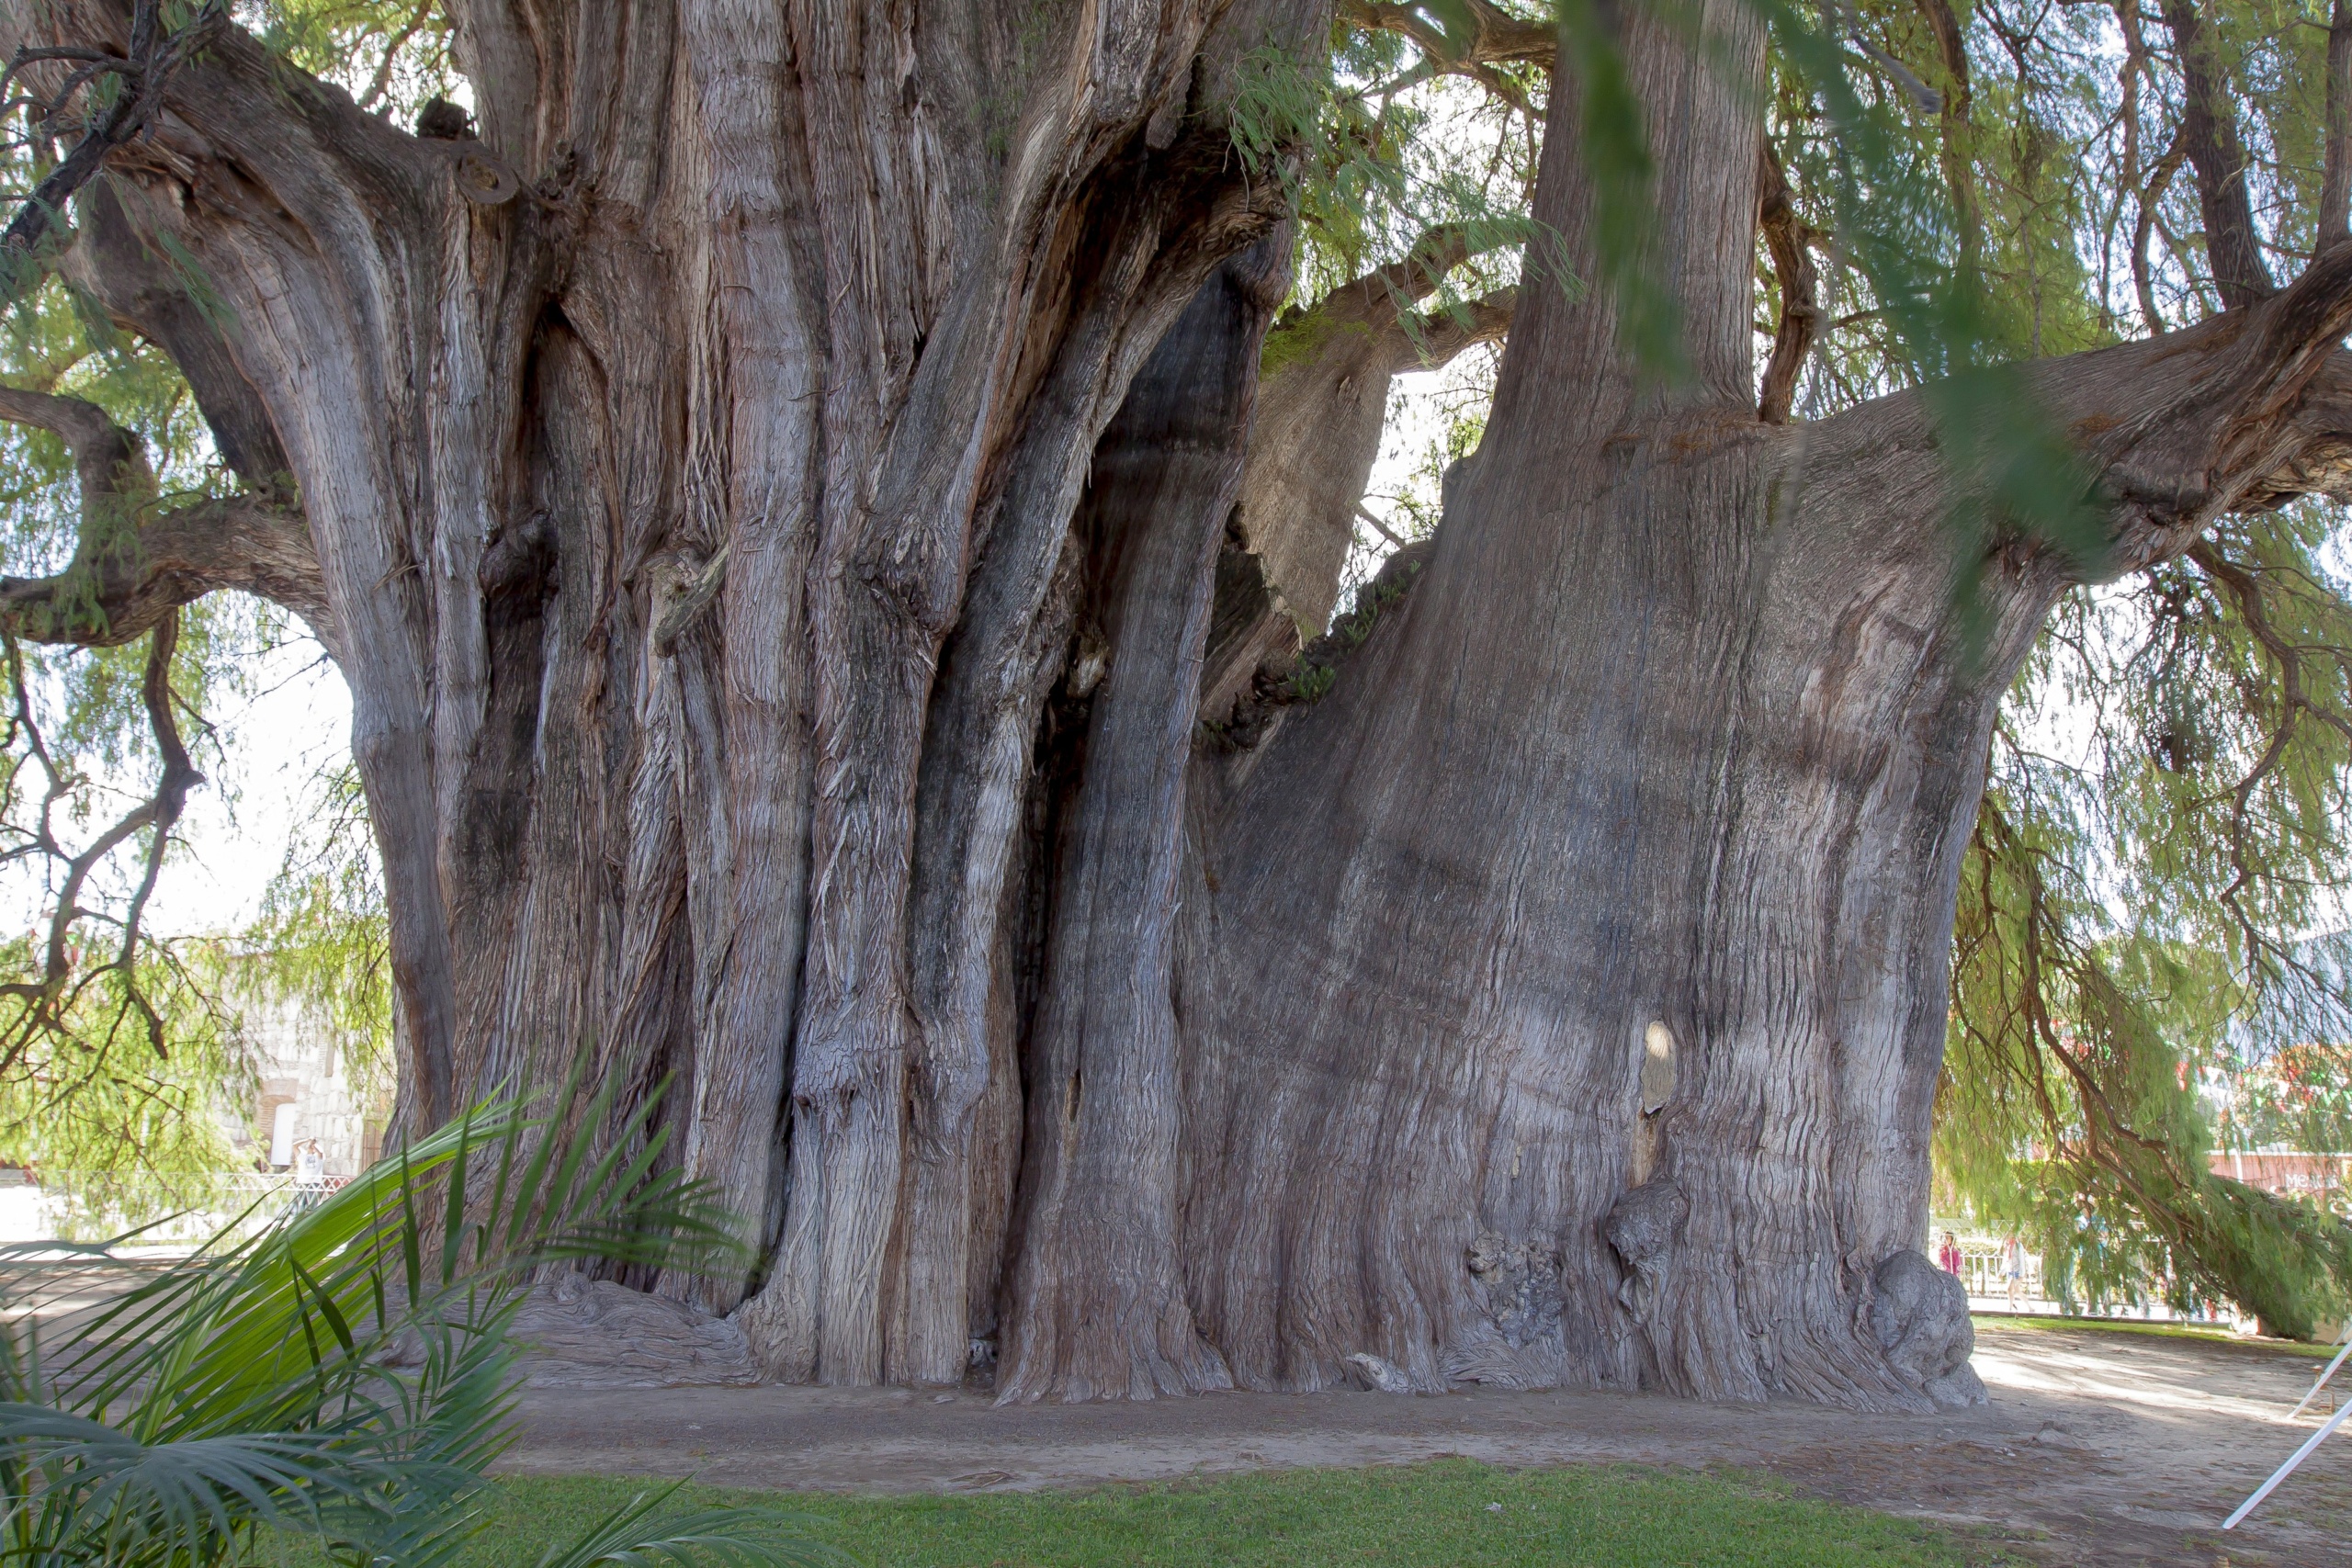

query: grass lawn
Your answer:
[266,1461,2025,1567]
[1973,1313,2339,1357]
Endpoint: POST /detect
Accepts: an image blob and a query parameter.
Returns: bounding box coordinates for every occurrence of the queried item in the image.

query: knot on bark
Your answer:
[1344,1351,1417,1393]
[1867,1248,1987,1408]
[1443,1233,1569,1388]
[1464,1231,1564,1348]
[1604,1179,1688,1316]
[650,545,727,655]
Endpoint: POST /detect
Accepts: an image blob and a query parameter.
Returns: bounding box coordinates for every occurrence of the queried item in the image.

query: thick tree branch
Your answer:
[0,388,327,644]
[1262,225,1518,383]
[1388,288,1516,374]
[1912,0,1977,272]
[0,493,328,644]
[1340,0,1555,99]
[2157,0,2275,311]
[62,179,292,490]
[1358,223,1480,309]
[1816,243,2352,595]
[1354,502,1408,547]
[2057,245,2352,573]
[0,384,147,502]
[0,0,226,299]
[2324,0,2352,254]
[1757,141,1818,423]
[1284,224,1515,344]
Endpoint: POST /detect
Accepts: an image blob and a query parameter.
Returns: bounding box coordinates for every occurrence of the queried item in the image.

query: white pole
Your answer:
[2287,1327,2352,1421]
[2223,1399,2352,1529]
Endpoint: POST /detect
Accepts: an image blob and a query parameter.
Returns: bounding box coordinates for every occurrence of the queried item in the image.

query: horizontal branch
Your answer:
[0,384,146,498]
[1806,236,2352,593]
[1387,288,1516,375]
[1339,0,1556,79]
[1276,224,1517,352]
[2061,238,2352,569]
[1360,224,1482,309]
[0,492,327,644]
[0,386,327,644]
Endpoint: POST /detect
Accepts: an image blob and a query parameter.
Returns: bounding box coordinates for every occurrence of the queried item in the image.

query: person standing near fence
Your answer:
[2002,1233,2028,1310]
[1938,1231,1962,1276]
[289,1138,326,1213]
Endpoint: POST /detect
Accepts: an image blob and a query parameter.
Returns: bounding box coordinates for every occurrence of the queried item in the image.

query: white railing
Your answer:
[6,1170,349,1247]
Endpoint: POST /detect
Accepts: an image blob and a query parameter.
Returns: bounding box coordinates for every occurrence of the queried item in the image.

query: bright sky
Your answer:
[148,630,353,938]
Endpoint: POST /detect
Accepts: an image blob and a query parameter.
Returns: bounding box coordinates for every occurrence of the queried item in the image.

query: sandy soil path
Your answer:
[503,1321,2350,1566]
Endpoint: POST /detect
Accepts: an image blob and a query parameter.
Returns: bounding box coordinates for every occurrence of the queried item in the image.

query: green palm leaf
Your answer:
[0,1059,820,1568]
[530,1481,849,1568]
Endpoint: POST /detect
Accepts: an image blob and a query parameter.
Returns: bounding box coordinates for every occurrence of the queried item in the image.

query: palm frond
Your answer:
[0,1058,786,1568]
[531,1481,850,1568]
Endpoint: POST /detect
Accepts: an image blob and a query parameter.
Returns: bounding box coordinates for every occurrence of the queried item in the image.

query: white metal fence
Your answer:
[4,1170,348,1247]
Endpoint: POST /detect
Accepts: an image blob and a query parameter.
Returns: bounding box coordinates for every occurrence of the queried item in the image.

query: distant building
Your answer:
[230,996,390,1177]
[2209,1148,2350,1204]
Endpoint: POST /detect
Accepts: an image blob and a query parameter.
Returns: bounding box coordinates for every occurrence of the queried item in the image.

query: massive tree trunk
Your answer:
[8,0,2348,1407]
[1178,0,2032,1408]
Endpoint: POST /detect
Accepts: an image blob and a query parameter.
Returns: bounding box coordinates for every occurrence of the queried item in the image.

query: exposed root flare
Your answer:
[1868,1250,1989,1409]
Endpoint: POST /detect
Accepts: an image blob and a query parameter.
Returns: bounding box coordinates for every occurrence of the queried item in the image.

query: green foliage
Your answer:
[522,1482,835,1568]
[2231,1042,2352,1152]
[1258,308,1364,381]
[1281,553,1427,705]
[0,934,253,1182]
[0,1069,828,1568]
[1758,0,2110,607]
[1230,28,1544,336]
[247,0,460,120]
[0,268,290,1189]
[1941,502,2352,1335]
[1281,661,1339,704]
[242,761,393,1089]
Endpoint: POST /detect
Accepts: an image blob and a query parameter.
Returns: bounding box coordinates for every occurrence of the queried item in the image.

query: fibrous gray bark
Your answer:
[4,0,2347,1411]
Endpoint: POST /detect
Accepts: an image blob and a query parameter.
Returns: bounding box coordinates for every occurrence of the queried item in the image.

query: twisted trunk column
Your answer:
[996,242,1289,1402]
[727,5,1311,1385]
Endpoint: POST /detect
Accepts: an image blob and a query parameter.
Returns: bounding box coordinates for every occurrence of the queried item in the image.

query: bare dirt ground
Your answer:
[504,1321,2351,1567]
